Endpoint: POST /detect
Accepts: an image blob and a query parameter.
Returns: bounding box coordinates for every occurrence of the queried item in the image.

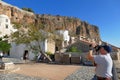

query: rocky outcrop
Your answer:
[0,1,101,42]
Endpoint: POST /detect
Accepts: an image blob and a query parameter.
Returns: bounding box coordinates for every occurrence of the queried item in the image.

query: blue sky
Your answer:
[3,0,120,47]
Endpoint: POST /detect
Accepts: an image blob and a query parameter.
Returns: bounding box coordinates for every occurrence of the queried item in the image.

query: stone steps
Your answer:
[0,66,20,73]
[0,62,20,73]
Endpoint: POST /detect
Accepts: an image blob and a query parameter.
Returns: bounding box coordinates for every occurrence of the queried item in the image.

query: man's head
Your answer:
[99,45,112,54]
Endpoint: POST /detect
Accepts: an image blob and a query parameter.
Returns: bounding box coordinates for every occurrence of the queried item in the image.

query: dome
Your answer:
[0,14,9,18]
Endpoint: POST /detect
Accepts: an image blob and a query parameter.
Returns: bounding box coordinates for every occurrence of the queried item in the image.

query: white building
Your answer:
[55,30,70,47]
[55,30,70,42]
[0,14,17,37]
[10,39,55,60]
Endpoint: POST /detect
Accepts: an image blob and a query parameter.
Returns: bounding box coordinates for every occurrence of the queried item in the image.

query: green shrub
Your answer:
[68,46,82,54]
[46,51,53,56]
[69,46,78,52]
[0,39,11,53]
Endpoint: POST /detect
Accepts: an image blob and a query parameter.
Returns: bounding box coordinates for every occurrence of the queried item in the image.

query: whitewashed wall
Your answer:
[55,30,70,42]
[10,39,54,60]
[0,14,17,37]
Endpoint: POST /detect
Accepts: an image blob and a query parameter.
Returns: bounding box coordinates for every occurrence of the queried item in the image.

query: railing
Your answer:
[109,52,119,80]
[112,62,118,80]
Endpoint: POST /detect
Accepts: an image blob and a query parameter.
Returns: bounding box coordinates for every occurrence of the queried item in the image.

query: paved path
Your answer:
[65,66,95,80]
[15,63,80,80]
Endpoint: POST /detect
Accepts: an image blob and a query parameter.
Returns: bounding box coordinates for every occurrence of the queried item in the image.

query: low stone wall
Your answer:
[62,54,71,64]
[54,53,63,63]
[55,52,82,64]
[2,58,25,64]
[71,57,81,64]
[55,53,71,64]
[0,62,14,70]
[0,62,20,73]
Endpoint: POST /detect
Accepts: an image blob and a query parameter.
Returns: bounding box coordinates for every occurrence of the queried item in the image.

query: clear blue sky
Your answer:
[3,0,120,48]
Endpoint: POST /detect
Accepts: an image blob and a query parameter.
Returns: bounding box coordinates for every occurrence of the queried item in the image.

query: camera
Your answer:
[94,45,101,52]
[89,44,101,52]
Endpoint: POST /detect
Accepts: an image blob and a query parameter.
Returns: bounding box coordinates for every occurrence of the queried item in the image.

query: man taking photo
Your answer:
[88,44,113,80]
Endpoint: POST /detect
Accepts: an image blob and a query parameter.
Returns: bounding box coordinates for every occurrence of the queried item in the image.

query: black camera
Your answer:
[89,44,101,52]
[94,45,101,52]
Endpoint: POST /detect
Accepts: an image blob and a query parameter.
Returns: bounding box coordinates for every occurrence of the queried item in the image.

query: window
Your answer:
[6,19,8,22]
[6,24,8,29]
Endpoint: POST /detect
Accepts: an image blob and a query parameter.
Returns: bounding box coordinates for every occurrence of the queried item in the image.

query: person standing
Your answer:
[23,50,29,62]
[36,52,42,62]
[0,52,3,62]
[88,45,113,80]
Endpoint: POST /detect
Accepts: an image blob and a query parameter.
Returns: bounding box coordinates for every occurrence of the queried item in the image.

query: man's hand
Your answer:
[87,50,94,61]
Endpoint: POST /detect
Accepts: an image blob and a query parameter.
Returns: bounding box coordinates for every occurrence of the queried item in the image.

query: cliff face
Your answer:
[0,1,101,42]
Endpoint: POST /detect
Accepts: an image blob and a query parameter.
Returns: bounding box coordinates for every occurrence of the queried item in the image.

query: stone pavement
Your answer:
[65,66,95,80]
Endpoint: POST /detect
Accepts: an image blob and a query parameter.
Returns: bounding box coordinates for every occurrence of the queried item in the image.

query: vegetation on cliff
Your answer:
[22,7,34,13]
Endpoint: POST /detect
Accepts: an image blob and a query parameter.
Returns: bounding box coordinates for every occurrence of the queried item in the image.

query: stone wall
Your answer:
[47,40,55,54]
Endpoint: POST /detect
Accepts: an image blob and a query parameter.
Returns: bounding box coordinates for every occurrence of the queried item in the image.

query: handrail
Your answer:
[112,62,118,80]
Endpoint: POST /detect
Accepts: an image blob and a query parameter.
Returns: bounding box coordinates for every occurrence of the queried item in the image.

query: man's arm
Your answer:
[87,50,94,61]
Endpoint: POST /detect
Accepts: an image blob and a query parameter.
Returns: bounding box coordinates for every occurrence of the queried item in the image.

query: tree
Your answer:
[11,23,58,61]
[22,8,34,13]
[0,38,11,53]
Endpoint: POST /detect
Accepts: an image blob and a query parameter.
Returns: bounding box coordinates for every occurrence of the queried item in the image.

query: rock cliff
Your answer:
[0,1,101,42]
